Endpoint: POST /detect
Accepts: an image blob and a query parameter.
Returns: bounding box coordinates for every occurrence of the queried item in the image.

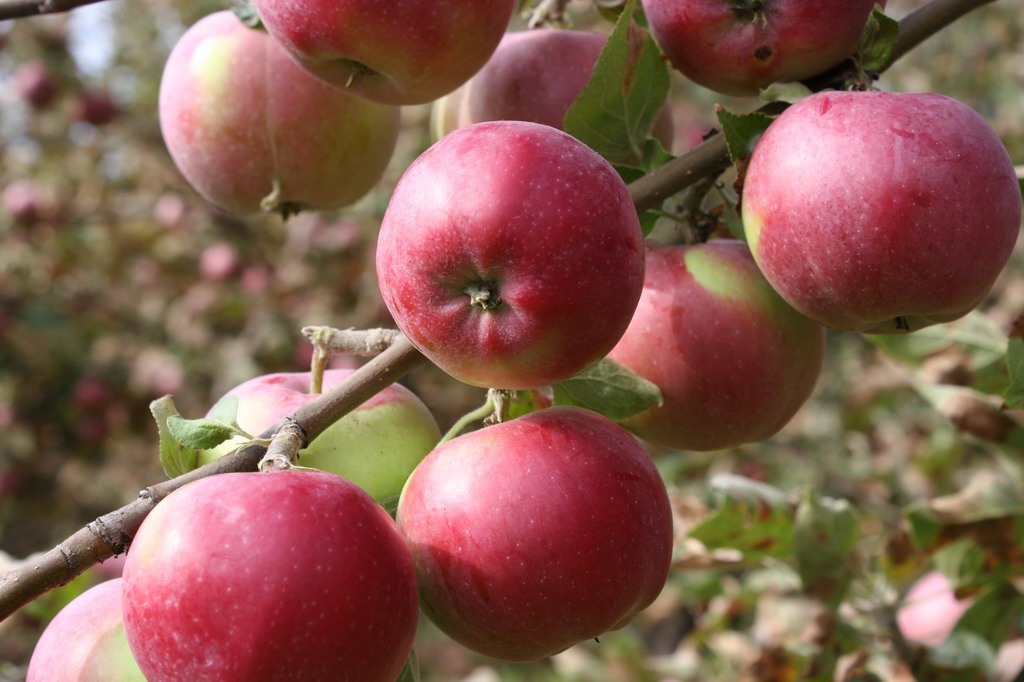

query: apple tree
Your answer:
[0,0,1022,680]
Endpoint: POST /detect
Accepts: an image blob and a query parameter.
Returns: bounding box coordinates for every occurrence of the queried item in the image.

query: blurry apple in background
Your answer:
[642,0,882,96]
[71,90,119,126]
[198,369,441,502]
[14,60,58,110]
[398,407,673,662]
[432,29,674,152]
[609,240,825,451]
[122,470,419,681]
[198,241,240,282]
[252,0,517,105]
[27,578,145,681]
[742,91,1021,333]
[3,180,42,225]
[376,120,645,390]
[896,571,973,647]
[159,11,400,216]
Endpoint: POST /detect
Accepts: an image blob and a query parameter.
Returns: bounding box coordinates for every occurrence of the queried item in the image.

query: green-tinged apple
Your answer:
[609,240,825,451]
[122,470,418,682]
[27,578,145,682]
[398,406,673,662]
[198,368,440,502]
[159,11,399,216]
[642,0,883,96]
[742,91,1022,333]
[376,121,645,389]
[252,0,517,105]
[432,29,674,151]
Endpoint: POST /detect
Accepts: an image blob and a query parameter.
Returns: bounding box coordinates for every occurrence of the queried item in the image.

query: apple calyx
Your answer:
[260,179,305,219]
[730,0,769,27]
[464,282,503,310]
[344,60,378,89]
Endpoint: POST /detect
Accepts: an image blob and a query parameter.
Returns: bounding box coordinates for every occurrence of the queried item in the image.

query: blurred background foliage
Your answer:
[0,0,1022,680]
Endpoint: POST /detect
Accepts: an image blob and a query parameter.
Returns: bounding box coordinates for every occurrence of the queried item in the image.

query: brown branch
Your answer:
[0,0,101,20]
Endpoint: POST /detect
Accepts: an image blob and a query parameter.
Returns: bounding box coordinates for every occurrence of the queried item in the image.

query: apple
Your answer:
[71,90,119,126]
[398,406,673,662]
[252,0,517,105]
[27,578,146,682]
[642,0,883,96]
[608,240,825,451]
[122,469,419,681]
[376,120,645,389]
[742,91,1022,333]
[198,368,441,502]
[159,11,400,216]
[433,29,674,152]
[3,180,42,225]
[199,241,239,282]
[896,571,973,646]
[14,60,58,109]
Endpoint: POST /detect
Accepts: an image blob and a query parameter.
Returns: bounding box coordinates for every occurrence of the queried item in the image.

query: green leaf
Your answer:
[1005,337,1024,409]
[952,581,1021,649]
[150,396,199,479]
[866,311,1007,370]
[928,630,997,673]
[715,106,775,164]
[759,81,814,104]
[206,394,246,434]
[379,494,400,520]
[563,0,670,163]
[688,474,794,562]
[794,493,859,608]
[933,537,987,591]
[167,416,238,451]
[641,137,676,173]
[856,5,900,72]
[552,357,662,421]
[396,650,420,682]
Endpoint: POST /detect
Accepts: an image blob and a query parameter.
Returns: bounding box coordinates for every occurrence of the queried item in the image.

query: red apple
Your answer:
[159,11,400,216]
[398,406,673,662]
[896,571,973,647]
[27,578,146,681]
[197,369,441,501]
[608,240,825,451]
[14,60,58,109]
[376,120,645,389]
[122,470,418,681]
[3,180,42,225]
[434,29,674,152]
[642,0,883,96]
[71,90,119,126]
[742,91,1022,333]
[252,0,517,105]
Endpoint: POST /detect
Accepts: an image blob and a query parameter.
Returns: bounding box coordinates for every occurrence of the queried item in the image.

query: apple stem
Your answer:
[438,390,498,445]
[464,282,502,310]
[302,327,403,393]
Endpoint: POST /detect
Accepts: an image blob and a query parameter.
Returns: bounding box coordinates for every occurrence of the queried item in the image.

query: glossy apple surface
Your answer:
[252,0,516,105]
[376,121,645,389]
[743,91,1021,333]
[609,240,825,451]
[27,578,145,682]
[159,11,399,215]
[122,470,418,682]
[642,0,882,96]
[398,406,673,662]
[198,368,440,501]
[434,29,674,152]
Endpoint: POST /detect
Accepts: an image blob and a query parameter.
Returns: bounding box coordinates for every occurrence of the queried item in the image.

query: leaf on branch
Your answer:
[150,396,200,479]
[396,650,421,682]
[167,416,239,451]
[759,81,814,104]
[552,357,662,421]
[866,311,1007,370]
[1005,337,1024,409]
[856,5,900,73]
[205,394,247,434]
[794,492,859,608]
[951,581,1022,650]
[563,0,670,164]
[715,106,774,165]
[687,474,794,563]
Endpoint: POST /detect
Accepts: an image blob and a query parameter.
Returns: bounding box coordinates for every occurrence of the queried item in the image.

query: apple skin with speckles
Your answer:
[742,91,1022,334]
[27,578,146,682]
[641,0,882,96]
[397,406,673,662]
[609,240,826,451]
[121,470,418,682]
[252,0,517,105]
[376,120,645,390]
[197,369,441,502]
[159,11,399,216]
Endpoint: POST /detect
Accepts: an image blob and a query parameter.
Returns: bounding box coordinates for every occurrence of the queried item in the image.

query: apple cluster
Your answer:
[26,0,1023,678]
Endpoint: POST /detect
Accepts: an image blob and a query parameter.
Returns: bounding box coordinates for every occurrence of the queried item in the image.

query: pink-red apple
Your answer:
[159,11,399,216]
[122,470,418,681]
[896,571,973,646]
[27,578,146,682]
[609,240,825,451]
[398,406,673,661]
[252,0,516,105]
[742,91,1022,333]
[376,120,645,389]
[14,60,58,109]
[642,0,883,96]
[198,369,441,501]
[433,29,674,151]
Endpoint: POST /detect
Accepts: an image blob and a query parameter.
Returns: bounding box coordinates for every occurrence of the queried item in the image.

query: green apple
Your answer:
[199,369,440,501]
